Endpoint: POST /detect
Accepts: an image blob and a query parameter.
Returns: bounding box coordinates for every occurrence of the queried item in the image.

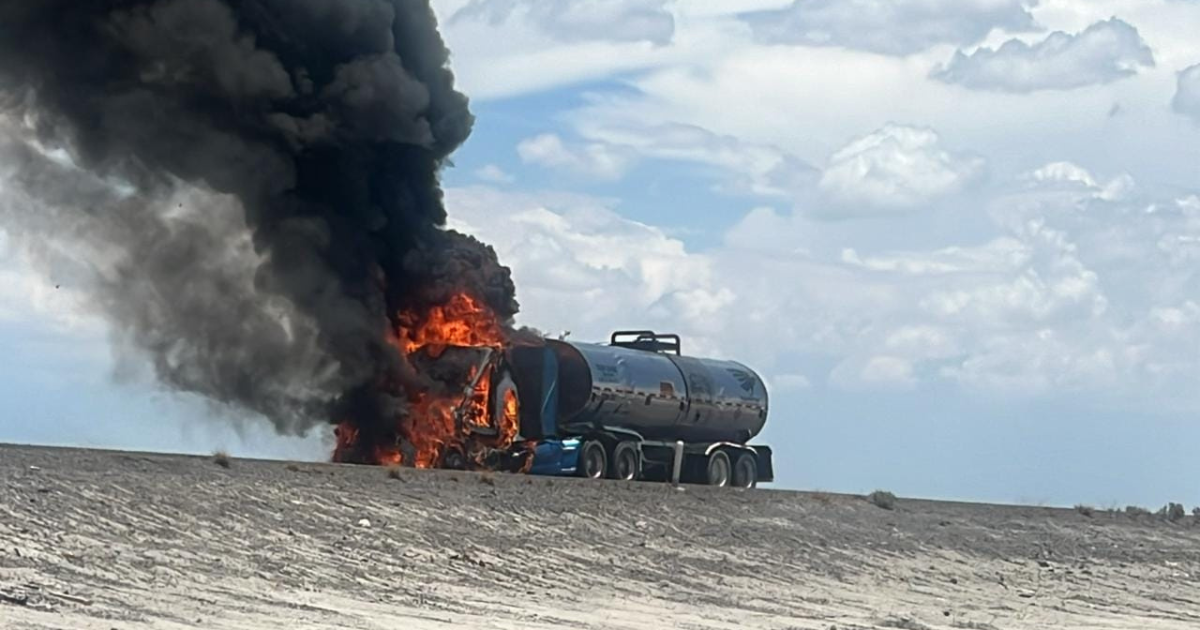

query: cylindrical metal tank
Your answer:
[545,333,769,444]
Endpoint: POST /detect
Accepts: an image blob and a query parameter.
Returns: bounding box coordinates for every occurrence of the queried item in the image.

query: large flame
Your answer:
[334,292,520,469]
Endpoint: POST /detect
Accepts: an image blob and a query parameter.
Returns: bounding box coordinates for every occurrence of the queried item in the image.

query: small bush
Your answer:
[1125,505,1151,518]
[285,463,301,472]
[868,490,897,511]
[880,617,931,630]
[212,451,231,469]
[1074,504,1095,518]
[386,465,404,481]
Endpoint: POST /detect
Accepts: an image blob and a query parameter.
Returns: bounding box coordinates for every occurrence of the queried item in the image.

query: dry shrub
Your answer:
[386,466,404,481]
[478,473,496,486]
[880,617,931,630]
[811,491,836,505]
[1074,504,1095,518]
[1125,505,1151,518]
[868,490,897,511]
[212,451,231,469]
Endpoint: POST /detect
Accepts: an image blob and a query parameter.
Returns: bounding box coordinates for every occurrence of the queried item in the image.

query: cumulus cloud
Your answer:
[1173,63,1200,123]
[447,175,1200,407]
[817,124,985,215]
[516,133,635,181]
[1024,162,1136,201]
[443,186,723,341]
[474,163,514,184]
[569,120,818,198]
[933,18,1155,93]
[451,0,675,45]
[771,373,813,391]
[740,0,1035,56]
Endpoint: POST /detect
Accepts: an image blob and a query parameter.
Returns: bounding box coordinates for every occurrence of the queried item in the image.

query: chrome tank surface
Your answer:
[548,339,769,443]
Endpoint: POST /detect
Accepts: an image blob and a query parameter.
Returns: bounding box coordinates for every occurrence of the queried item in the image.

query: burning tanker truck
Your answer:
[335,299,775,488]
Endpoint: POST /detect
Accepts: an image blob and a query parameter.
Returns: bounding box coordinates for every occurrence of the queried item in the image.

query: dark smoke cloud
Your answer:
[0,0,517,438]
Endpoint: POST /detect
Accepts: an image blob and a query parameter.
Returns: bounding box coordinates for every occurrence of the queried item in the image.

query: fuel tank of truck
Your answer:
[536,331,769,444]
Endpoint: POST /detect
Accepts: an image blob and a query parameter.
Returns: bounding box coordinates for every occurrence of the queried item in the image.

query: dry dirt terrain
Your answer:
[1,444,1198,630]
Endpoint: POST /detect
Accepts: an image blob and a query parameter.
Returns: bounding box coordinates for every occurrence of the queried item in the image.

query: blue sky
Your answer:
[4,0,1200,507]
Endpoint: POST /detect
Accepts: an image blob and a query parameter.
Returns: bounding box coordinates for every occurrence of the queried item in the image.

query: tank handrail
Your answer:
[610,330,681,355]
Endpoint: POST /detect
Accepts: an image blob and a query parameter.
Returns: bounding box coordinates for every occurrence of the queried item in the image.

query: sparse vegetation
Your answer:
[868,490,897,511]
[810,490,836,505]
[1125,505,1151,518]
[386,465,404,481]
[951,622,1000,630]
[1074,504,1095,518]
[478,473,495,486]
[285,463,300,472]
[880,617,932,630]
[211,451,231,469]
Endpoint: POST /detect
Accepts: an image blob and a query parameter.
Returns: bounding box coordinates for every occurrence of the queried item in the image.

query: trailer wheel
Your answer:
[732,452,758,489]
[705,451,732,487]
[579,440,607,479]
[608,442,641,481]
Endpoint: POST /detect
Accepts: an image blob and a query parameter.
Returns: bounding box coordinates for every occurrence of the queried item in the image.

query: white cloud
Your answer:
[843,237,1030,275]
[474,163,514,184]
[443,186,725,348]
[1024,161,1136,201]
[741,0,1035,55]
[1173,63,1200,122]
[420,158,1200,422]
[450,0,675,45]
[861,356,917,386]
[771,373,813,391]
[830,355,917,391]
[516,133,634,181]
[933,18,1156,92]
[566,117,818,198]
[817,124,985,215]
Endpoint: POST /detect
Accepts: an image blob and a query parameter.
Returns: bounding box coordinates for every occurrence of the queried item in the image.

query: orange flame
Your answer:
[335,292,519,469]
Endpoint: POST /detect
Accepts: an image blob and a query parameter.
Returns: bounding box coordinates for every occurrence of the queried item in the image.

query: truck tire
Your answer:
[578,440,607,479]
[440,446,468,470]
[705,451,731,487]
[732,452,758,489]
[608,442,641,481]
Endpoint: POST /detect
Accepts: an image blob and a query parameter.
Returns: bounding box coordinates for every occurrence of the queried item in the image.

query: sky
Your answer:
[2,0,1200,508]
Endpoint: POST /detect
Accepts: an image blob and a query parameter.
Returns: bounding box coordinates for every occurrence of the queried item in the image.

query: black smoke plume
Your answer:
[0,0,518,446]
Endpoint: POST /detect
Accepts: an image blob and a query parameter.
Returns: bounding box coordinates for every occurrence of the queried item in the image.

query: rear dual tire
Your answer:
[578,440,642,481]
[579,440,607,479]
[609,442,641,481]
[704,451,758,489]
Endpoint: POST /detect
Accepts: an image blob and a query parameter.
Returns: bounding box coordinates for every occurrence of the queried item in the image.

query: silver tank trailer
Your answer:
[546,331,769,444]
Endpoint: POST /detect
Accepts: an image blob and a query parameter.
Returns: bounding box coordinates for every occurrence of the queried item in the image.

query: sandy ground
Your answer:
[1,444,1198,630]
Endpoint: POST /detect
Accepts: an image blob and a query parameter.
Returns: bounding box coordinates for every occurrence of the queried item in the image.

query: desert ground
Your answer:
[1,443,1198,629]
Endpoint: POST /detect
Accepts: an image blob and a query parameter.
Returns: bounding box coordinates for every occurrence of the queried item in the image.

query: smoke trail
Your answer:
[0,0,517,438]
